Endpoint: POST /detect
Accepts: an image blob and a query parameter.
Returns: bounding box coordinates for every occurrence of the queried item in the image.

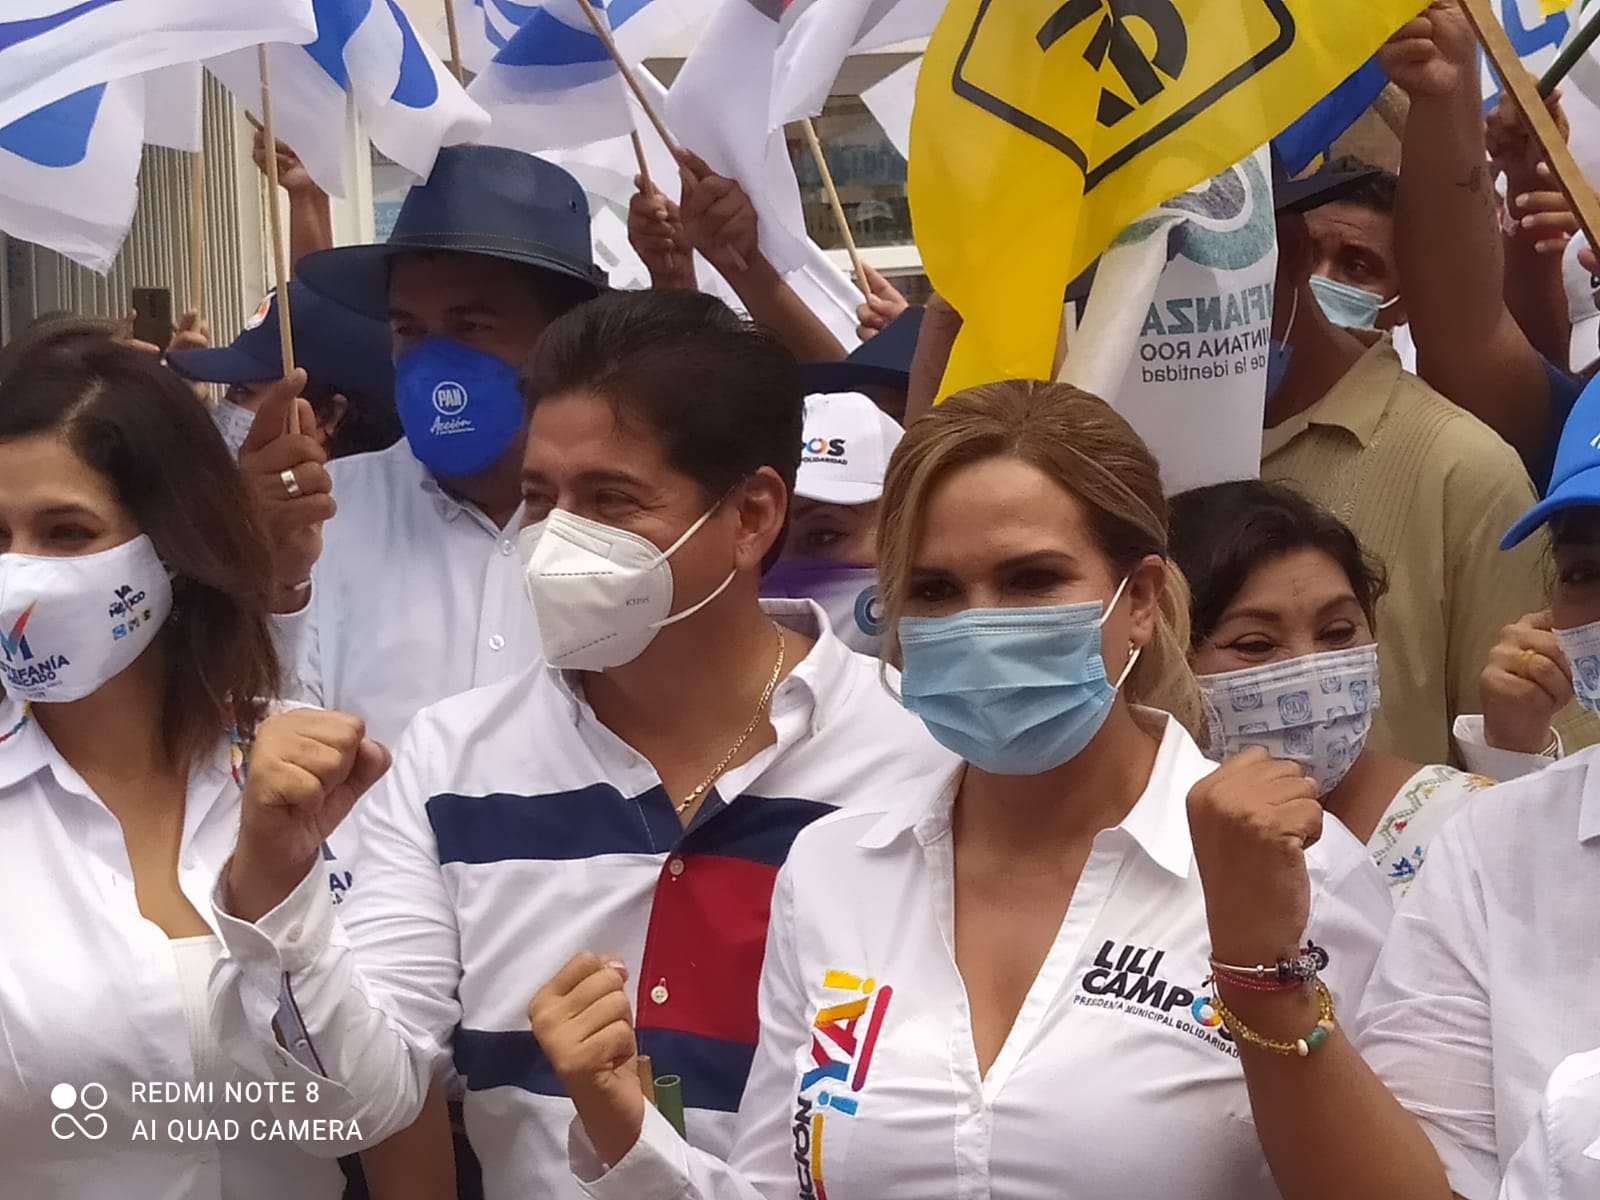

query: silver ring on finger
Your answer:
[280,468,303,499]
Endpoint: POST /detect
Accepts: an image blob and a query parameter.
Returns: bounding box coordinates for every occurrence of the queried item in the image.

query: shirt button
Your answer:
[501,540,514,556]
[668,858,685,877]
[650,982,669,1005]
[286,923,304,944]
[488,634,506,651]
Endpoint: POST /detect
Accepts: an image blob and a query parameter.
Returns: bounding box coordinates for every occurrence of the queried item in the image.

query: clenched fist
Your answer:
[1482,611,1570,755]
[1188,748,1322,966]
[226,709,390,922]
[529,952,645,1167]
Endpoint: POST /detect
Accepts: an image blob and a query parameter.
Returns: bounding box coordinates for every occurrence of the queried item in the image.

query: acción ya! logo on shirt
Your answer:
[1074,939,1243,1057]
[793,969,893,1200]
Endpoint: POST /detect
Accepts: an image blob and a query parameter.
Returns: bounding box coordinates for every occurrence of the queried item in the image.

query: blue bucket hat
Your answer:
[1502,372,1600,547]
[295,144,606,320]
[167,281,393,399]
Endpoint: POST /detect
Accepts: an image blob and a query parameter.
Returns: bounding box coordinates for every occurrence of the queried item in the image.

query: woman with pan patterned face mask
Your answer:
[1170,479,1552,897]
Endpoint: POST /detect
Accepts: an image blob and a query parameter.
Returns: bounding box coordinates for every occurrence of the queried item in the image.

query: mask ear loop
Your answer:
[1100,576,1140,691]
[650,485,744,631]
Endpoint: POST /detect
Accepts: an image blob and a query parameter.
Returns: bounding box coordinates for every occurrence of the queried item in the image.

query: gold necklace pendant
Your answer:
[675,625,788,815]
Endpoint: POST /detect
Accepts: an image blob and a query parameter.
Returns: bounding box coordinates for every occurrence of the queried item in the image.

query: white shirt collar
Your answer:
[0,697,234,825]
[855,709,1203,880]
[549,598,852,737]
[0,699,49,792]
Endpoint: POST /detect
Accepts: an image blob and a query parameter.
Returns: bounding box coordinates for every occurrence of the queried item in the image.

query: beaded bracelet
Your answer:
[1209,945,1325,992]
[1208,979,1337,1058]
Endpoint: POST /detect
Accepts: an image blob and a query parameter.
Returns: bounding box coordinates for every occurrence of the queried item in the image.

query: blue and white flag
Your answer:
[208,0,487,197]
[0,78,145,272]
[470,0,634,153]
[0,0,317,130]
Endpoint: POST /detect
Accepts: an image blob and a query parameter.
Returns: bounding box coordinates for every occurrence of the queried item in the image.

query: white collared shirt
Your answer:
[274,440,538,748]
[573,714,1395,1200]
[1499,1048,1600,1200]
[0,699,346,1200]
[1355,745,1600,1200]
[211,602,955,1200]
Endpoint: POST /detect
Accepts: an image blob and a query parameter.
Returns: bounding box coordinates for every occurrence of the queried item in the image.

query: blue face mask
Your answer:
[897,580,1137,775]
[393,337,524,478]
[1309,274,1392,331]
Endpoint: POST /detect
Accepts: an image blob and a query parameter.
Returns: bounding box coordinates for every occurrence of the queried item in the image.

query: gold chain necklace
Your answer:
[675,625,788,815]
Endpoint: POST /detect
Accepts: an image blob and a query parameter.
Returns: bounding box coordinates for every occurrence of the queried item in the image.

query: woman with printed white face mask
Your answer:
[532,381,1403,1200]
[761,392,902,656]
[1170,480,1546,896]
[0,342,363,1199]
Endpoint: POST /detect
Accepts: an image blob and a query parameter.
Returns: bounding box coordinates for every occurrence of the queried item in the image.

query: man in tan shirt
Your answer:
[1262,182,1545,767]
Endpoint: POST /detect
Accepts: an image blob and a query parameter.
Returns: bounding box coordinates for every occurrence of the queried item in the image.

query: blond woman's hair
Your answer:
[876,379,1205,742]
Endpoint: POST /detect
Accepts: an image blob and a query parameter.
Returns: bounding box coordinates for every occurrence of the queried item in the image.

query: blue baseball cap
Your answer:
[167,282,394,400]
[799,306,924,395]
[1502,372,1600,548]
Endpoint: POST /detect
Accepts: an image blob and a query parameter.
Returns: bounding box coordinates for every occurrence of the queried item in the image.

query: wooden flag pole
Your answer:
[630,130,654,193]
[188,148,206,314]
[256,45,300,433]
[801,117,870,296]
[571,0,747,272]
[442,0,464,84]
[573,0,679,154]
[1462,0,1600,255]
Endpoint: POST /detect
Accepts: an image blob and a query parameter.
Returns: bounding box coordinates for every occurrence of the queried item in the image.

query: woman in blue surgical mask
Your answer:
[1170,480,1551,897]
[550,380,1400,1200]
[761,392,902,656]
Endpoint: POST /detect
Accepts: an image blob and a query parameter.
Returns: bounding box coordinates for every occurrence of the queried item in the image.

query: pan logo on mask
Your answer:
[432,380,469,420]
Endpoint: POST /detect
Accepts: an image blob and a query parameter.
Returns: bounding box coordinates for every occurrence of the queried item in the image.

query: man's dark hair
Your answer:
[521,289,804,501]
[0,342,281,765]
[1324,155,1399,218]
[1169,478,1389,648]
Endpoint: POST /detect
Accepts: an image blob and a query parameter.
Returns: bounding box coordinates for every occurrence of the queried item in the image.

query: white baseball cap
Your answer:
[1565,236,1600,375]
[794,392,905,505]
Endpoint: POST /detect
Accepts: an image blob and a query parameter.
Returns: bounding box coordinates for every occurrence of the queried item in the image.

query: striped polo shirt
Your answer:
[211,600,954,1200]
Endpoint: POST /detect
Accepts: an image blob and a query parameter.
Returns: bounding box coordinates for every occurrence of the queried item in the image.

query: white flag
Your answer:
[0,79,145,273]
[470,0,635,154]
[0,0,316,130]
[665,0,810,273]
[208,0,487,197]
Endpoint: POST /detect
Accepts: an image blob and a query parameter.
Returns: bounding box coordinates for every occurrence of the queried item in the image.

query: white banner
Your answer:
[1063,148,1277,496]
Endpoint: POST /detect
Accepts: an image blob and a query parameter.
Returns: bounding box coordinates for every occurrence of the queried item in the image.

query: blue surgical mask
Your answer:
[897,580,1137,775]
[393,337,524,478]
[761,559,884,655]
[1309,274,1394,331]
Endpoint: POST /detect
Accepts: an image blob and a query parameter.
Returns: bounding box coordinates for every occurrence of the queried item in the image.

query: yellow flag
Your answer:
[909,0,1425,397]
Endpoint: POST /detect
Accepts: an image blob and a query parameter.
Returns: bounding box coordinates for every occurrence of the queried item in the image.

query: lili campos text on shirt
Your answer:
[1075,939,1241,1055]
